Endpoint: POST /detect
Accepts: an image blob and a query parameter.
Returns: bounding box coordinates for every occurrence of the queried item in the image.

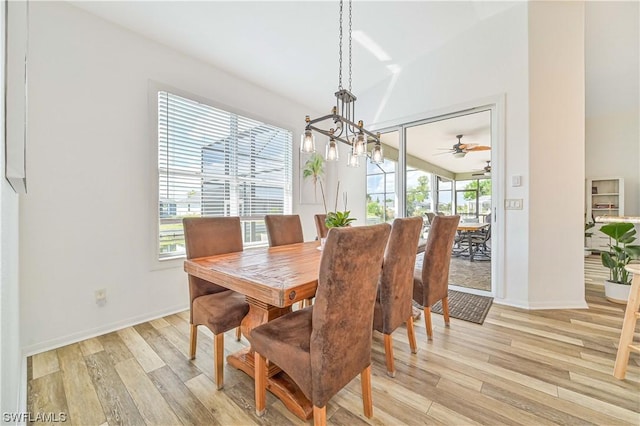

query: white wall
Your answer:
[0,1,23,415]
[527,1,586,308]
[20,2,322,354]
[342,3,533,306]
[585,2,640,216]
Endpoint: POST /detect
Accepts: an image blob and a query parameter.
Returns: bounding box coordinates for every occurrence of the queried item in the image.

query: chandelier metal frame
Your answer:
[301,0,383,166]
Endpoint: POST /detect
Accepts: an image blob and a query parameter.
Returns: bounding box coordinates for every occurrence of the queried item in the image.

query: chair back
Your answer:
[378,217,423,334]
[265,214,304,247]
[183,217,244,320]
[314,214,329,239]
[310,223,391,408]
[418,215,460,306]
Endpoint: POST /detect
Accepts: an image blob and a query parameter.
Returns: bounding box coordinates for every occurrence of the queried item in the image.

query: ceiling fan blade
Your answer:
[433,151,453,156]
[459,143,478,149]
[466,145,491,151]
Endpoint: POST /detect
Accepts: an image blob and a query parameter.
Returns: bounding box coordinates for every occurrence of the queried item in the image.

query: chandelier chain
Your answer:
[348,0,352,92]
[338,0,343,90]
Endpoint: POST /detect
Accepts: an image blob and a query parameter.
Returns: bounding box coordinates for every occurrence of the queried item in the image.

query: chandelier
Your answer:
[300,0,383,167]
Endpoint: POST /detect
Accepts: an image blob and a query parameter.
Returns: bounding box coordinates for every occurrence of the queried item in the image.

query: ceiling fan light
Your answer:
[453,151,466,158]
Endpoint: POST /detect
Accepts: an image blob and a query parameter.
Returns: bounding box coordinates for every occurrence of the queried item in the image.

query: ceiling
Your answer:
[70,1,517,113]
[67,1,635,172]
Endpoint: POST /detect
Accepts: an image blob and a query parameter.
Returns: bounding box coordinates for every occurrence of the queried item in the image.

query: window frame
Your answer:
[148,82,293,269]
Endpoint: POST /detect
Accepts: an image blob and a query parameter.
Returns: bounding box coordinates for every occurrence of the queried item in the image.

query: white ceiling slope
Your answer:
[70,1,517,113]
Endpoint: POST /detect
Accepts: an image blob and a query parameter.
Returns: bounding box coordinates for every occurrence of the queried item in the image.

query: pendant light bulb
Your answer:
[326,139,339,162]
[300,129,316,153]
[371,142,384,164]
[353,133,367,157]
[347,149,360,168]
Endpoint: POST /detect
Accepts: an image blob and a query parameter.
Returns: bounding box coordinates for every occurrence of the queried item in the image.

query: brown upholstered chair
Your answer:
[265,214,304,247]
[183,217,250,389]
[250,224,391,425]
[314,214,329,240]
[373,217,423,377]
[265,214,308,307]
[413,215,460,341]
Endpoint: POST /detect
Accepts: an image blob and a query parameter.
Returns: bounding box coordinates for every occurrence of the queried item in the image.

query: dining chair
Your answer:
[265,214,304,247]
[265,214,309,307]
[183,216,250,390]
[250,223,391,426]
[413,215,460,341]
[314,214,329,240]
[373,217,423,377]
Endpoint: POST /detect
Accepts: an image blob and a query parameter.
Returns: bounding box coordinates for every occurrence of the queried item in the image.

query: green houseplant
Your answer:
[600,222,640,303]
[325,210,356,228]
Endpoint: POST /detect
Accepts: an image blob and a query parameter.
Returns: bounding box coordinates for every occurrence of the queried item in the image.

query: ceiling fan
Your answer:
[436,134,491,158]
[472,161,492,176]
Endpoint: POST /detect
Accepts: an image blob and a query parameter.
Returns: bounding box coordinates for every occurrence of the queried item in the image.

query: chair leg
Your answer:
[235,327,242,342]
[406,316,418,354]
[614,275,640,379]
[442,297,451,327]
[424,307,433,341]
[361,365,373,418]
[383,334,395,378]
[189,324,197,360]
[214,333,224,390]
[255,352,267,416]
[313,406,327,426]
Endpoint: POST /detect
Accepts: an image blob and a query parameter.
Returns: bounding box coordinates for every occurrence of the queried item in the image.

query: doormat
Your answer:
[414,290,494,325]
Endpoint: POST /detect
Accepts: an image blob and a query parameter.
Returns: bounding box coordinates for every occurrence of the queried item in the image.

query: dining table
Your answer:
[183,240,323,420]
[454,222,490,261]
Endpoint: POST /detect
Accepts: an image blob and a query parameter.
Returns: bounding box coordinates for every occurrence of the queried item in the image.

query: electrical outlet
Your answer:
[95,288,107,306]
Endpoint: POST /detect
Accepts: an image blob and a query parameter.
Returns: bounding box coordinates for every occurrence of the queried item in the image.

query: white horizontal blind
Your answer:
[158,91,292,259]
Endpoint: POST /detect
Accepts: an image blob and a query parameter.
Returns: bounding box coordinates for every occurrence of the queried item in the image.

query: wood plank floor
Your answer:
[28,257,640,425]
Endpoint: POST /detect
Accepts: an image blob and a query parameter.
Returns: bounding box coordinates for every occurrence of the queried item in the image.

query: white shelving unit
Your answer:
[586,177,624,251]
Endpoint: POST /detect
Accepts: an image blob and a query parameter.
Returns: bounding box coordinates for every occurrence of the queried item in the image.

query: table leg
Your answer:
[468,232,475,262]
[226,297,314,420]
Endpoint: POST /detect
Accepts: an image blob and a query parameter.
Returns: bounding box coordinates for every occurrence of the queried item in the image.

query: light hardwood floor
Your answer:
[28,257,640,425]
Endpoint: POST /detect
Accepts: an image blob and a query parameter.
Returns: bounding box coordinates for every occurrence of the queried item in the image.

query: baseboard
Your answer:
[494,298,589,310]
[22,303,188,356]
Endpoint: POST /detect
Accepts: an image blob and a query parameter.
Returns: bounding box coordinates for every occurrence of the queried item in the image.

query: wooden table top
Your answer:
[457,223,490,232]
[184,241,322,308]
[626,264,640,275]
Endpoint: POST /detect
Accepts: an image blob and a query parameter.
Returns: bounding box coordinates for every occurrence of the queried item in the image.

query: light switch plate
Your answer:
[505,199,523,210]
[511,175,522,187]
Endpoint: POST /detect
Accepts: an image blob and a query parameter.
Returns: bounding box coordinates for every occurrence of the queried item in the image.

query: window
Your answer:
[157,91,292,259]
[406,167,432,217]
[436,177,453,215]
[366,158,397,224]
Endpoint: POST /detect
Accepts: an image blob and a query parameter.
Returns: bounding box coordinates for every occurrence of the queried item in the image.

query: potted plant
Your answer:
[325,210,356,228]
[600,222,640,303]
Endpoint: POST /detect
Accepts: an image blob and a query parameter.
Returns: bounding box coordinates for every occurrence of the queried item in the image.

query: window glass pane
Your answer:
[366,153,397,224]
[436,177,453,215]
[158,91,292,259]
[406,168,432,218]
